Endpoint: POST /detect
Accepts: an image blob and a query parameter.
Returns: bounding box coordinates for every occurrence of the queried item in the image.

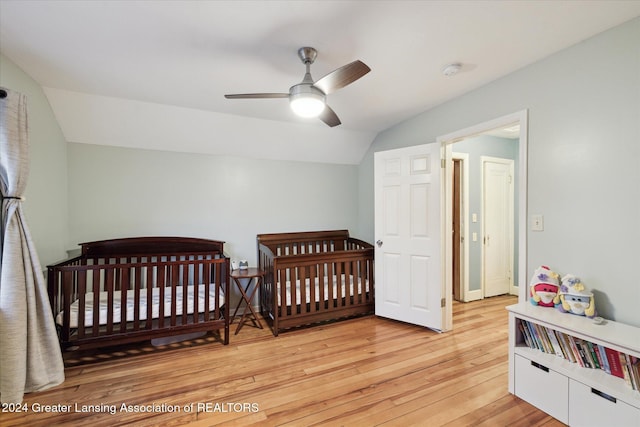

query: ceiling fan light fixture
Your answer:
[289,84,326,118]
[290,96,325,117]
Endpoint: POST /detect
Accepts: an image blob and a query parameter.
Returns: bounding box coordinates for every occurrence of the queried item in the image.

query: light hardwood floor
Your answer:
[4,295,564,426]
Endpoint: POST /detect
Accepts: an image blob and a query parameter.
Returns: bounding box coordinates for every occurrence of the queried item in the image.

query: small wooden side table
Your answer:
[230,267,265,335]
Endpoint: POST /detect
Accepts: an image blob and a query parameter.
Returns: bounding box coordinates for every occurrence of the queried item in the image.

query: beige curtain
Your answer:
[0,87,64,403]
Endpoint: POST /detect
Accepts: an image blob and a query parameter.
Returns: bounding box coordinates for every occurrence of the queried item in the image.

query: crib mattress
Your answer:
[56,284,225,328]
[278,275,370,306]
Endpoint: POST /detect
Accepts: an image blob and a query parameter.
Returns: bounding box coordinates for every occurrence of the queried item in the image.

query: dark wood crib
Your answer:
[47,237,230,350]
[257,230,374,336]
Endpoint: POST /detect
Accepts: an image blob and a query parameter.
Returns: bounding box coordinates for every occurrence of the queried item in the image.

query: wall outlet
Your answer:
[531,214,544,231]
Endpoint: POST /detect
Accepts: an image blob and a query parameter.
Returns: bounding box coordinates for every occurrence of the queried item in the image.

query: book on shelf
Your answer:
[534,323,553,354]
[629,356,640,390]
[605,347,625,379]
[567,335,584,367]
[517,319,534,349]
[545,326,565,358]
[515,318,639,391]
[556,331,576,364]
[620,353,640,391]
[586,341,601,369]
[621,352,633,388]
[523,319,542,351]
[573,338,593,368]
[597,344,610,374]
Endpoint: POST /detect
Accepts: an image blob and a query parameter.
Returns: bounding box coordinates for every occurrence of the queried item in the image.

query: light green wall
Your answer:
[67,143,360,265]
[358,17,640,326]
[0,53,69,266]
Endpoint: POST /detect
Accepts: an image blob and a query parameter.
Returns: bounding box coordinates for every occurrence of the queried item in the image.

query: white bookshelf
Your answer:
[507,303,640,426]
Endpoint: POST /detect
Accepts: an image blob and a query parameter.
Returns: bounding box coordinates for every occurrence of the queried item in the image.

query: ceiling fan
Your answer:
[224,47,370,127]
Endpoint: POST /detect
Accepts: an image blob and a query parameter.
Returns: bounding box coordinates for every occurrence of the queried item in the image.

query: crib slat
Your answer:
[120,267,129,333]
[203,262,210,319]
[278,268,286,318]
[61,270,73,342]
[212,260,217,319]
[298,266,306,314]
[216,261,222,320]
[133,265,141,330]
[77,270,86,338]
[90,269,99,337]
[211,260,215,319]
[146,265,154,329]
[309,264,317,314]
[202,258,208,321]
[368,258,374,303]
[318,263,325,310]
[355,260,362,304]
[170,264,178,326]
[335,262,343,308]
[193,260,200,324]
[158,264,165,328]
[362,259,368,303]
[350,260,357,305]
[344,261,352,308]
[209,262,214,321]
[182,261,187,323]
[106,268,114,335]
[217,261,223,321]
[213,261,220,320]
[290,267,297,316]
[356,259,362,304]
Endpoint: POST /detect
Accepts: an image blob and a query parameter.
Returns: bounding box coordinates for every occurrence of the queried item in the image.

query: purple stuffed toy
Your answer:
[555,274,596,318]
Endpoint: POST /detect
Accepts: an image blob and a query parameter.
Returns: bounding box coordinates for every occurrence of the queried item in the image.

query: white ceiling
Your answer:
[1,1,639,163]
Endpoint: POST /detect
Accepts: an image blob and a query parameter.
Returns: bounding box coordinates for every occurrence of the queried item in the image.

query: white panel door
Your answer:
[374,143,443,330]
[482,157,514,297]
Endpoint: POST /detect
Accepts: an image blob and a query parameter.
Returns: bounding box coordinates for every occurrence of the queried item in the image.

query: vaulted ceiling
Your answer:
[1,1,639,164]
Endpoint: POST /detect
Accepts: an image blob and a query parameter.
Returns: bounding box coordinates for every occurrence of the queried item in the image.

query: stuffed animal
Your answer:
[529,265,560,307]
[556,274,596,318]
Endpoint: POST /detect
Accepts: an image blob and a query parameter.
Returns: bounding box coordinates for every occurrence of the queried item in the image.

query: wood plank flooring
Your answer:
[3,295,565,426]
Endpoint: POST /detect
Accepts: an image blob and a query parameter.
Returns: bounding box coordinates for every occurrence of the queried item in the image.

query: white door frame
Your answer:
[439,110,529,331]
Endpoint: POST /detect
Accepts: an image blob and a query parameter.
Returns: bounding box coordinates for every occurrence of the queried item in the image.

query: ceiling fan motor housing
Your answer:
[298,47,318,64]
[289,83,325,99]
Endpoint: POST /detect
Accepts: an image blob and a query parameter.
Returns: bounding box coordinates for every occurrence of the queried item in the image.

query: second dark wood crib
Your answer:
[257,230,374,336]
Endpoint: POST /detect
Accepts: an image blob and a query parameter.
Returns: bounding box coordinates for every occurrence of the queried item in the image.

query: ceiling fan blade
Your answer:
[224,93,289,99]
[313,60,371,95]
[319,105,341,127]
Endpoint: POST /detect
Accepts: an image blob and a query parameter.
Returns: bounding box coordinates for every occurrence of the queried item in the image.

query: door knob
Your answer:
[376,240,383,248]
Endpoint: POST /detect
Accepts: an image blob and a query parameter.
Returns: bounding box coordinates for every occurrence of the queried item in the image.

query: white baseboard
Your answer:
[464,285,519,302]
[465,289,483,302]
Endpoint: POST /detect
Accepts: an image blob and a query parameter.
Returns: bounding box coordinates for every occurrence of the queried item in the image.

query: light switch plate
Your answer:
[531,214,544,231]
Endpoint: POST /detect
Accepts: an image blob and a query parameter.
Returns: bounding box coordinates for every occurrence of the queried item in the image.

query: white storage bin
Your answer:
[515,354,569,424]
[568,379,640,427]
